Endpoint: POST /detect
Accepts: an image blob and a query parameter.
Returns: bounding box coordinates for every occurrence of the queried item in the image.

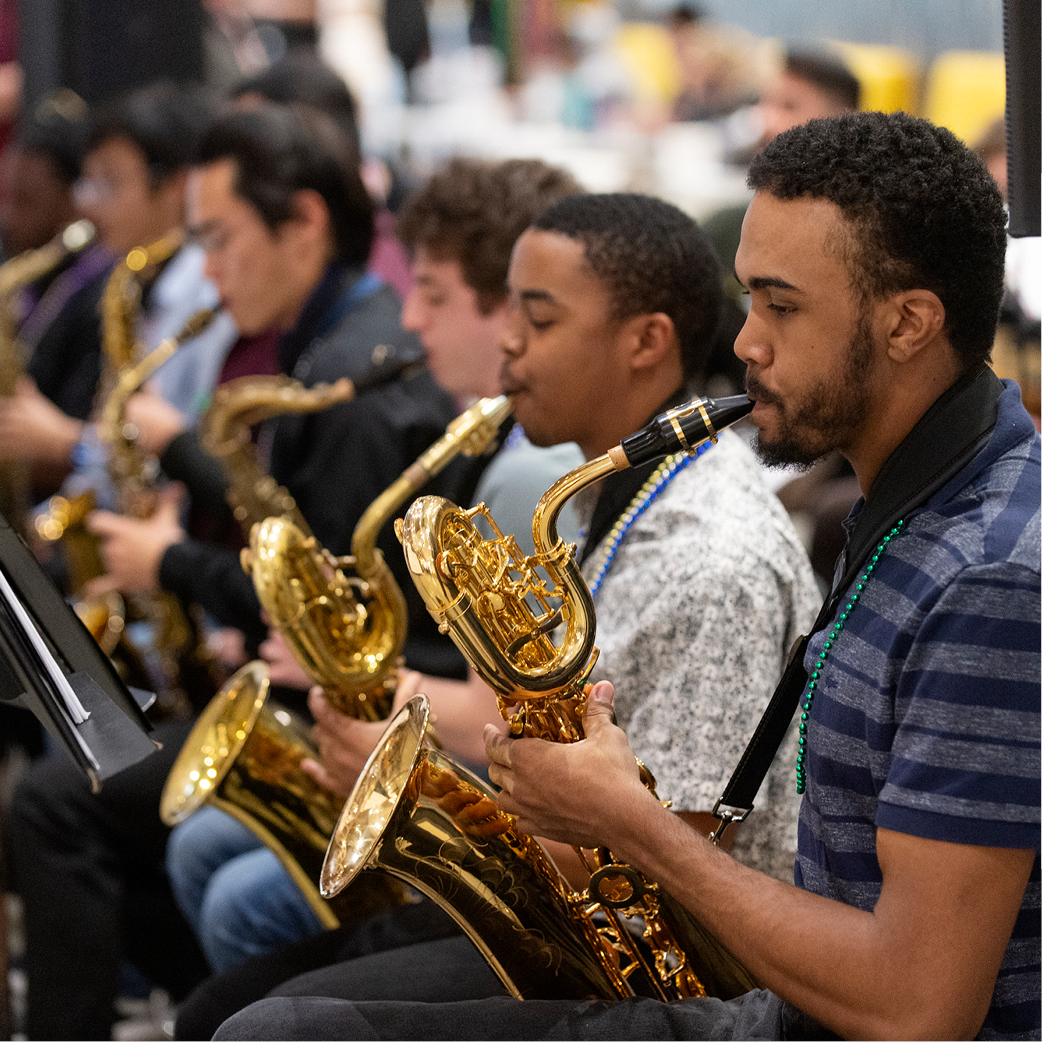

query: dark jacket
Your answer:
[160,266,483,676]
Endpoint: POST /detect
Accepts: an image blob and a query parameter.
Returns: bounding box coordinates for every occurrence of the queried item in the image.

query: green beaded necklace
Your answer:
[796,519,906,794]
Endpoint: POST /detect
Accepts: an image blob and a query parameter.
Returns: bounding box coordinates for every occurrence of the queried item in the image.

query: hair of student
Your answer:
[531,192,724,383]
[395,157,584,315]
[18,90,89,184]
[784,47,861,111]
[230,52,361,157]
[748,111,1007,369]
[195,103,374,268]
[85,81,219,182]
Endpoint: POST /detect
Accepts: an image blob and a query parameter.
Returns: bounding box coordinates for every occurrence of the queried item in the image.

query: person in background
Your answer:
[0,82,238,522]
[0,91,111,500]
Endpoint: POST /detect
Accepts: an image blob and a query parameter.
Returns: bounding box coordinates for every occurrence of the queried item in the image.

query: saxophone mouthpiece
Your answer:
[616,394,753,469]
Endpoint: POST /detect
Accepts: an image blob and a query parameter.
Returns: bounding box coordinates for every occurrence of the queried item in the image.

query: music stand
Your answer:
[0,511,158,794]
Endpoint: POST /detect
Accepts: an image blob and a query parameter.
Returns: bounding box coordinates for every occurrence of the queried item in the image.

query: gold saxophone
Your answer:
[0,220,96,535]
[322,395,760,1001]
[34,232,182,665]
[100,306,225,713]
[160,393,513,927]
[36,231,182,586]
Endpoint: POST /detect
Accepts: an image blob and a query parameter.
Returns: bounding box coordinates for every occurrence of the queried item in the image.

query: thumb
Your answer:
[14,375,40,398]
[85,509,120,536]
[583,680,616,734]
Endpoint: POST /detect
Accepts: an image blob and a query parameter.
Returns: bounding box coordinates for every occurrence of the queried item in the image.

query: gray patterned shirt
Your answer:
[579,430,819,880]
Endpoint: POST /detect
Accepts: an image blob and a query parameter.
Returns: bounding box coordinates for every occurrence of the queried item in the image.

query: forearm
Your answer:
[404,670,505,766]
[610,802,1026,1039]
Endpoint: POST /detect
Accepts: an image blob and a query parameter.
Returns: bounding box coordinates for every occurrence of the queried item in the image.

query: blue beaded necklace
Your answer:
[796,518,906,794]
[585,443,712,599]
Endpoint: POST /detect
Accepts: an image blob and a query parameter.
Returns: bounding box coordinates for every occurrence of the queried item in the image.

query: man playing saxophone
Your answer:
[209,191,819,1028]
[219,114,1040,1042]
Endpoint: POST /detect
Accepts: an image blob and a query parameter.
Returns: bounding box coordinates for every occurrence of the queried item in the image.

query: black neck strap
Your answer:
[712,367,1004,836]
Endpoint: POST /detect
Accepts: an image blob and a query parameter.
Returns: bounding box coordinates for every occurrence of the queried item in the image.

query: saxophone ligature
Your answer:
[160,394,513,927]
[322,394,758,1002]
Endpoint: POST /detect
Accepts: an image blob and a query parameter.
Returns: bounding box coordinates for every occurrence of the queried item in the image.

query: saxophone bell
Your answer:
[161,396,514,924]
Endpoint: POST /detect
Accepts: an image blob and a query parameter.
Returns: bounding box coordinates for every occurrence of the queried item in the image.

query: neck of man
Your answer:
[580,364,688,461]
[847,347,963,495]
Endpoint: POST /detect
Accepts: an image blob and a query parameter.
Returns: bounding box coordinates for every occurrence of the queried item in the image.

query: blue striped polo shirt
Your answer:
[795,382,1040,1040]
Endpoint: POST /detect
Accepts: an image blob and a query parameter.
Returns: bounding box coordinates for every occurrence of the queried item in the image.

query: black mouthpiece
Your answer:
[619,394,753,468]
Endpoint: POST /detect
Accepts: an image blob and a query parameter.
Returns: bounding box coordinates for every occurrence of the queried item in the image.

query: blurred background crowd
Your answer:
[0,0,1034,1039]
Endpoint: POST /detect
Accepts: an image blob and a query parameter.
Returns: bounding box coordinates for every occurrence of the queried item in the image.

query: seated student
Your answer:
[166,156,586,1016]
[206,190,818,1031]
[217,113,1040,1042]
[3,102,458,1042]
[0,83,238,520]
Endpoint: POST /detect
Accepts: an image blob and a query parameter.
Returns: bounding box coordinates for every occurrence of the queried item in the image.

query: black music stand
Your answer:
[0,511,158,794]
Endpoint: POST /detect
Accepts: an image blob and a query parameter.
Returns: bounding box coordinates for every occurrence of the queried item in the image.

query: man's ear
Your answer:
[287,188,331,249]
[625,312,676,372]
[883,289,946,364]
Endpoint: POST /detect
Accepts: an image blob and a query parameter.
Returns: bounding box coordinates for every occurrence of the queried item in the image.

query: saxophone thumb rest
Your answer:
[608,393,753,471]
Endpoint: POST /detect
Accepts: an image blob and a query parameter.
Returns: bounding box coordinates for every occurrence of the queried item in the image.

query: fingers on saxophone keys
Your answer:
[484,724,513,772]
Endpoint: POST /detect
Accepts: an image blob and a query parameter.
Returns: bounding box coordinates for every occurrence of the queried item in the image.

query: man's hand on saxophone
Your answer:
[86,482,186,594]
[485,680,657,850]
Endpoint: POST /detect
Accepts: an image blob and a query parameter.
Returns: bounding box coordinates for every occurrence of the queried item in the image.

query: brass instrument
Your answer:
[200,373,357,538]
[161,395,513,927]
[35,233,182,620]
[323,395,759,1002]
[98,305,225,713]
[0,220,95,534]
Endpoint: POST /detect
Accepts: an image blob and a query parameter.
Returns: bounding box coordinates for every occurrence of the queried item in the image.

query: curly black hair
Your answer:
[532,193,723,383]
[748,111,1007,370]
[396,158,583,315]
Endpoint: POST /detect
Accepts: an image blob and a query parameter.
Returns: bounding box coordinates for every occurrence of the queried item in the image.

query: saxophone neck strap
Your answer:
[710,366,1003,841]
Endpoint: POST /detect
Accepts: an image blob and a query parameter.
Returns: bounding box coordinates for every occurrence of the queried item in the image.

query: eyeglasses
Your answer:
[72,176,119,208]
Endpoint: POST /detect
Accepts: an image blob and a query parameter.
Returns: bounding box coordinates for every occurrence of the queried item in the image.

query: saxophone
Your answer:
[35,232,183,664]
[0,220,95,535]
[36,231,182,584]
[98,306,225,713]
[322,395,760,1001]
[160,392,513,927]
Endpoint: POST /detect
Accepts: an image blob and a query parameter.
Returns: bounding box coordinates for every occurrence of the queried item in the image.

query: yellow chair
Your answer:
[923,50,1006,145]
[831,41,921,115]
[612,22,682,104]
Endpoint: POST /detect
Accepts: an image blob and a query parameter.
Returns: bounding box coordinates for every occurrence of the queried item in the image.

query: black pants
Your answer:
[175,900,470,1041]
[214,952,786,1040]
[6,718,209,1040]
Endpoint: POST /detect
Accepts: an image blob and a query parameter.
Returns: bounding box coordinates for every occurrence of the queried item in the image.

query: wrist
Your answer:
[56,416,85,465]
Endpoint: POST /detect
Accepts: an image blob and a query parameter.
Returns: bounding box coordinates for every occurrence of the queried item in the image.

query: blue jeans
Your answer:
[166,807,324,973]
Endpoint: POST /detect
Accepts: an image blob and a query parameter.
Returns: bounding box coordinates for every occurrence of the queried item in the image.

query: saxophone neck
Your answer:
[532,452,621,556]
[101,308,219,443]
[351,395,512,573]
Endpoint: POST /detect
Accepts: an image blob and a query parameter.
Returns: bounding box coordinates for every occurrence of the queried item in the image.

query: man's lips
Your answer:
[498,365,526,397]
